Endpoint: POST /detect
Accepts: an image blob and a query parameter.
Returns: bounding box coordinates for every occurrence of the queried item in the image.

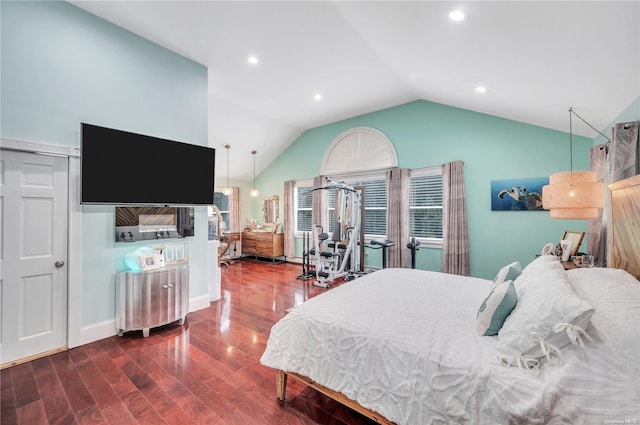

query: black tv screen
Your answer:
[81,123,215,205]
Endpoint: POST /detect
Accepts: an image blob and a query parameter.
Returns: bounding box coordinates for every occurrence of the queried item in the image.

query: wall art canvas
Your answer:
[491,177,548,211]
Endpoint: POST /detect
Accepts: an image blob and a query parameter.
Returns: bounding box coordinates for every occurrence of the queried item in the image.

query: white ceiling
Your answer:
[69,1,640,182]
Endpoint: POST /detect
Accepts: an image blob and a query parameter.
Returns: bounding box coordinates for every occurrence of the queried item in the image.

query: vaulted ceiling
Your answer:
[69,1,640,181]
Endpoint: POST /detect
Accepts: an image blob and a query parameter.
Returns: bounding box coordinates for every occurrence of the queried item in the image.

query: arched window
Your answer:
[320,127,397,175]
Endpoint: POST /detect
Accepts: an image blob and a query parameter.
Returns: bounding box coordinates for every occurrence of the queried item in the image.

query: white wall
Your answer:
[1,1,210,341]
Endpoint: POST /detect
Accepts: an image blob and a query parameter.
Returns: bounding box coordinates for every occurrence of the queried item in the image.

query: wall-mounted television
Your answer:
[81,123,215,205]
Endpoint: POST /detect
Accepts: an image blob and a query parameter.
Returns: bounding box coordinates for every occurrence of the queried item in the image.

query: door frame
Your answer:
[1,138,82,349]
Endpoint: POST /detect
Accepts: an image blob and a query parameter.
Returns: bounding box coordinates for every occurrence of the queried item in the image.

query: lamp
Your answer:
[222,144,232,196]
[542,108,607,219]
[249,150,259,197]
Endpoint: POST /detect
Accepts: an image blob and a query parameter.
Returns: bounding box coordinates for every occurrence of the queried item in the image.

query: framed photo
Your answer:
[139,253,164,271]
[559,240,573,261]
[561,230,585,256]
[491,177,548,211]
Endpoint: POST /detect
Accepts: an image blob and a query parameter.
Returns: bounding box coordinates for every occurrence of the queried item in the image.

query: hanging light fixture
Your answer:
[222,144,232,196]
[249,150,259,198]
[542,108,607,219]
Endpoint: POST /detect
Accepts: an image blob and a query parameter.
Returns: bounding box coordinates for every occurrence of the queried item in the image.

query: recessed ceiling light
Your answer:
[448,9,467,22]
[247,56,259,65]
[313,93,322,101]
[475,86,487,93]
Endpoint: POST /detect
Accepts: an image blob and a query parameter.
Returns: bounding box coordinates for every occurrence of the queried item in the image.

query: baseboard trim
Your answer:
[77,295,211,346]
[190,294,211,313]
[79,319,117,346]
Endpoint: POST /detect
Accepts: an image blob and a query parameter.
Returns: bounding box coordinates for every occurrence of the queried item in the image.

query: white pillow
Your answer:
[477,280,517,336]
[492,261,522,289]
[497,257,594,368]
[512,255,556,291]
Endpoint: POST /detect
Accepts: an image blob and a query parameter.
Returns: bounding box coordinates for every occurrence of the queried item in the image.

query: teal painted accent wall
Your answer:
[257,100,592,279]
[1,1,209,327]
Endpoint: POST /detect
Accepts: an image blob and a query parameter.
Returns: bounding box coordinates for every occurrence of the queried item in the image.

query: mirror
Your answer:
[262,195,279,226]
[115,206,194,243]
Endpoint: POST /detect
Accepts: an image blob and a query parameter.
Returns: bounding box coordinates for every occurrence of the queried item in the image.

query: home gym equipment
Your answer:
[296,231,314,280]
[311,177,363,288]
[370,239,395,269]
[407,237,421,269]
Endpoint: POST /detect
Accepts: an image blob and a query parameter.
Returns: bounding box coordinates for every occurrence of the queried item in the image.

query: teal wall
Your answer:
[1,1,209,327]
[256,100,592,279]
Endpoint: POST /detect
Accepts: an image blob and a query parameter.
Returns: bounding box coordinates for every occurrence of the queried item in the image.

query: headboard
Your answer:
[608,174,640,279]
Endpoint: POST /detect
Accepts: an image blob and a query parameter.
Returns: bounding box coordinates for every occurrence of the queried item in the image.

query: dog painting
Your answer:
[491,177,548,211]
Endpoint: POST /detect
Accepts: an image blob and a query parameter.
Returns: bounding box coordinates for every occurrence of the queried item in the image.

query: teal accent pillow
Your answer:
[477,280,518,336]
[492,261,522,289]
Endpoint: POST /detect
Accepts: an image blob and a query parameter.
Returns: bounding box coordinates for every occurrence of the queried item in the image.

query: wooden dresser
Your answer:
[242,231,284,261]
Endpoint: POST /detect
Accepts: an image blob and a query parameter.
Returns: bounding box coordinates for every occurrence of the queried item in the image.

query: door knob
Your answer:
[55,260,65,268]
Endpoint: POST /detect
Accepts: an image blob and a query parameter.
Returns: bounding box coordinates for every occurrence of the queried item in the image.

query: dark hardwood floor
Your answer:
[1,260,376,425]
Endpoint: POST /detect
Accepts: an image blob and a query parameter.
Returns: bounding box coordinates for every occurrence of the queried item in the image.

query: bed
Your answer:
[260,174,640,424]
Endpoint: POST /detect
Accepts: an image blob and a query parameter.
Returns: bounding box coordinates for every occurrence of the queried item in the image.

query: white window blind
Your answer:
[327,176,387,237]
[410,168,443,240]
[295,185,313,232]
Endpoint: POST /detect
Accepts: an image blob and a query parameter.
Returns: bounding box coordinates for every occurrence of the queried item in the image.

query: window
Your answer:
[410,167,443,242]
[209,191,230,230]
[295,183,313,232]
[293,176,387,237]
[327,175,387,238]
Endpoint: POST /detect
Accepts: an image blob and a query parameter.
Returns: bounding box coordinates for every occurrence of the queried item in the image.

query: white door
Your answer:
[0,149,68,364]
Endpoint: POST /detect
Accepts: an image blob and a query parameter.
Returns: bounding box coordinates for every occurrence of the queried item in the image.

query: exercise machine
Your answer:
[407,237,421,269]
[296,231,315,280]
[370,239,395,269]
[311,177,362,287]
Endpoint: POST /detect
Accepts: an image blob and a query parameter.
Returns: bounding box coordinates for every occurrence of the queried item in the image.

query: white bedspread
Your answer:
[260,268,640,424]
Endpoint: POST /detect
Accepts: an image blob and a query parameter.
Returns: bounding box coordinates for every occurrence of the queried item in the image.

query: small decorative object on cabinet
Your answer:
[242,231,285,262]
[116,263,189,337]
[541,243,555,256]
[560,230,584,257]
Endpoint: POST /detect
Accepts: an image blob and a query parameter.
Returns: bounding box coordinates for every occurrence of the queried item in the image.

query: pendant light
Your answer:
[222,144,232,196]
[542,108,606,219]
[249,150,259,198]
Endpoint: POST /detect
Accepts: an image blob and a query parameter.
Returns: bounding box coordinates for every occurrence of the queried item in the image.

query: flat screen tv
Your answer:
[81,123,215,205]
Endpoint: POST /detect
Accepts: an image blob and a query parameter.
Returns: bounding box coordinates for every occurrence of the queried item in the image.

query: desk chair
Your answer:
[218,242,230,269]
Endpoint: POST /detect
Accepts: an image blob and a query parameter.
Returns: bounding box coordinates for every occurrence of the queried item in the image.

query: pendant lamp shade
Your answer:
[541,107,608,220]
[542,171,604,219]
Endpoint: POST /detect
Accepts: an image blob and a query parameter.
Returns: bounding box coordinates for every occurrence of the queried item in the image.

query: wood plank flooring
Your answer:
[1,260,376,425]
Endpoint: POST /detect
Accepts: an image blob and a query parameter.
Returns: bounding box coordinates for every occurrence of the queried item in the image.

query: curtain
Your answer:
[587,145,608,266]
[442,160,469,276]
[606,121,639,267]
[386,168,410,268]
[587,121,638,267]
[230,186,240,232]
[610,121,639,181]
[283,180,295,258]
[312,175,327,231]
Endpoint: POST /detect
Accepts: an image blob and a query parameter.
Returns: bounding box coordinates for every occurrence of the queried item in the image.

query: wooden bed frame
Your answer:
[276,370,395,425]
[608,174,640,280]
[274,174,640,425]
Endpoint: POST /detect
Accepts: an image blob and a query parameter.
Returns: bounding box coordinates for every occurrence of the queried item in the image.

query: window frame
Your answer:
[326,171,388,240]
[409,166,443,248]
[210,189,232,231]
[294,179,313,234]
[293,174,389,239]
